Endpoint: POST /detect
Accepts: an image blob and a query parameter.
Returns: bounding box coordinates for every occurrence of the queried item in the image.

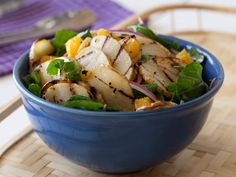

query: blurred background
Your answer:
[0,0,236,171]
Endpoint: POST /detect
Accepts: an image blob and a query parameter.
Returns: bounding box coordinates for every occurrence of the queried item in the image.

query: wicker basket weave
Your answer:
[1,4,236,177]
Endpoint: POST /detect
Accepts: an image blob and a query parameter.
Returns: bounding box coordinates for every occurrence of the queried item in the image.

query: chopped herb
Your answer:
[46,60,81,82]
[167,62,208,103]
[51,29,77,56]
[189,48,204,63]
[46,59,64,75]
[81,29,92,40]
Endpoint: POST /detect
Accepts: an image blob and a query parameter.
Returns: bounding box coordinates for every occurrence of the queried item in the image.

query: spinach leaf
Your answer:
[167,62,208,103]
[51,29,77,56]
[189,48,204,63]
[128,23,180,51]
[67,95,91,101]
[22,70,42,96]
[28,83,41,97]
[22,70,41,87]
[64,100,104,111]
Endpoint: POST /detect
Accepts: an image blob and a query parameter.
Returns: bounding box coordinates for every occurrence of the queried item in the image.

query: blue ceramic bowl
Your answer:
[13,35,224,173]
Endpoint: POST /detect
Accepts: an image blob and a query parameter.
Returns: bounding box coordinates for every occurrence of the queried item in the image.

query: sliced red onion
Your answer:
[129,81,159,101]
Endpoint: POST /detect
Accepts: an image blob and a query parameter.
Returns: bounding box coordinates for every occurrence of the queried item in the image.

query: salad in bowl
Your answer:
[14,21,224,173]
[23,22,208,112]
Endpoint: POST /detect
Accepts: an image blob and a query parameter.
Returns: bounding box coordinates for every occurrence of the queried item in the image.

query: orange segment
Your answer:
[124,38,141,62]
[134,97,152,110]
[176,49,193,64]
[97,28,110,36]
[66,36,83,59]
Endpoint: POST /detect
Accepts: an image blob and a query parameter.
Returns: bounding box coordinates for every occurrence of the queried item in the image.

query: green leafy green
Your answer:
[170,40,180,52]
[167,62,208,103]
[30,71,41,84]
[64,99,104,111]
[22,70,42,96]
[51,29,77,56]
[46,59,64,75]
[67,95,91,101]
[46,60,81,82]
[81,29,92,40]
[63,62,81,82]
[128,23,180,51]
[28,83,41,97]
[189,48,204,63]
[22,70,41,88]
[139,55,151,63]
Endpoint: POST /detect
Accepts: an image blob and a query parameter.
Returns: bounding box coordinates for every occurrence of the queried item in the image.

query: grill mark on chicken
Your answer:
[41,80,71,96]
[112,47,123,64]
[89,86,97,99]
[101,36,109,49]
[118,90,133,99]
[124,65,132,75]
[158,64,177,82]
[69,83,76,95]
[162,69,174,82]
[112,37,130,65]
[77,51,93,60]
[165,57,180,67]
[141,65,166,90]
[94,75,133,99]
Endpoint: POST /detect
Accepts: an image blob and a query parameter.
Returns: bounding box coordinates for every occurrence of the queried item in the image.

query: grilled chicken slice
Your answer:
[76,46,110,71]
[154,57,181,82]
[90,36,134,80]
[136,36,171,57]
[110,31,171,58]
[41,80,91,104]
[139,59,172,97]
[87,66,135,111]
[29,39,54,72]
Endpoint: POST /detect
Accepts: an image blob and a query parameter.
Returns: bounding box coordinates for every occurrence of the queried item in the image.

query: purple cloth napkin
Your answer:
[0,0,132,76]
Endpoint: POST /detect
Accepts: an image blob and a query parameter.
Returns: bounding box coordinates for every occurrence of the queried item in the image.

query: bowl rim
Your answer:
[13,35,224,117]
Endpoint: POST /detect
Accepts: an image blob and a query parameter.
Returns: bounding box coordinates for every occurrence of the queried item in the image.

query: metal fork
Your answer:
[0,9,96,45]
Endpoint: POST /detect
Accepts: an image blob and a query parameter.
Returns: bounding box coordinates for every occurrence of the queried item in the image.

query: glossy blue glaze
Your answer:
[13,35,224,173]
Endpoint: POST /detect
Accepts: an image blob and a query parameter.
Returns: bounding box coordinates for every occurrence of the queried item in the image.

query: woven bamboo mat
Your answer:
[1,6,236,177]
